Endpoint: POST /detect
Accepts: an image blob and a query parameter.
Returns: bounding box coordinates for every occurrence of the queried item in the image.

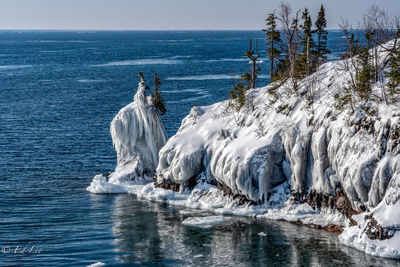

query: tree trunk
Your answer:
[252,59,256,88]
[270,42,275,80]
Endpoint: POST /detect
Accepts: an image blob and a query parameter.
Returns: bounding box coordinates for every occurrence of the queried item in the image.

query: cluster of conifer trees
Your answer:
[230,3,400,111]
[138,72,166,115]
[337,6,400,107]
[263,3,329,84]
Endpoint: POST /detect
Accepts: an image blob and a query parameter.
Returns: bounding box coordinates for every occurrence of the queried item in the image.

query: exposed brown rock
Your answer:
[154,173,398,239]
[290,221,343,233]
[323,224,344,233]
[153,174,181,192]
[298,189,362,219]
[363,214,394,240]
[215,180,255,206]
[153,173,201,192]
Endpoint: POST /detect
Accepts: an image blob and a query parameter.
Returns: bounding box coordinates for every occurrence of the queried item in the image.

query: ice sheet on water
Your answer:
[182,216,230,229]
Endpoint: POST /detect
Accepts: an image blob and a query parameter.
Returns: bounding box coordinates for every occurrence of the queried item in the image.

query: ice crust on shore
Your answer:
[88,43,400,259]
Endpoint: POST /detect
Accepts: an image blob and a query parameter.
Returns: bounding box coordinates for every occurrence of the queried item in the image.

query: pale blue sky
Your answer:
[0,0,398,30]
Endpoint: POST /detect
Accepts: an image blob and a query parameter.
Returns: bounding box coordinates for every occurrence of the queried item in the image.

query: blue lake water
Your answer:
[1,30,399,266]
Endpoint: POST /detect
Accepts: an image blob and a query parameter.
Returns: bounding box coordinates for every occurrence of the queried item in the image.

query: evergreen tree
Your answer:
[138,72,146,81]
[239,72,252,89]
[289,11,302,88]
[229,82,246,111]
[314,5,330,64]
[300,8,316,76]
[386,29,400,99]
[244,38,261,88]
[138,72,150,90]
[365,29,376,50]
[263,12,282,81]
[340,33,359,60]
[355,47,372,100]
[150,73,166,115]
[277,2,302,89]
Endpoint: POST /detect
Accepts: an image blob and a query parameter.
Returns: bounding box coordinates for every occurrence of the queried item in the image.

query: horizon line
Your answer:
[0,28,343,32]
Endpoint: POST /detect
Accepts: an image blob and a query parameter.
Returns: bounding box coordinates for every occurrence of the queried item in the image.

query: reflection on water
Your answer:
[110,194,400,266]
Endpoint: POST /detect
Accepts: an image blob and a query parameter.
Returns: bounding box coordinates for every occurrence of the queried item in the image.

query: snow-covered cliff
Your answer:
[87,78,167,192]
[88,46,400,259]
[156,79,400,205]
[151,49,400,257]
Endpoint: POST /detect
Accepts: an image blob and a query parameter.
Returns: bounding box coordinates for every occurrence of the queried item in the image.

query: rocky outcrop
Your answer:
[88,77,167,191]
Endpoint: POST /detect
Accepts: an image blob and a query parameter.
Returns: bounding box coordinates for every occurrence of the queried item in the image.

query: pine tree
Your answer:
[340,33,359,60]
[277,2,301,89]
[386,52,400,96]
[239,72,252,89]
[263,12,282,81]
[355,47,372,100]
[365,29,376,49]
[386,29,400,100]
[138,72,150,90]
[229,82,246,111]
[290,11,302,87]
[315,5,330,65]
[300,8,316,76]
[244,38,261,88]
[150,73,166,115]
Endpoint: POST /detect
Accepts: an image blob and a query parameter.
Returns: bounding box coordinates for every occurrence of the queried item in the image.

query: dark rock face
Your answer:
[215,180,255,206]
[295,189,363,219]
[153,172,256,205]
[364,214,396,240]
[292,221,343,233]
[153,174,181,192]
[284,189,366,232]
[294,189,400,239]
[153,173,200,192]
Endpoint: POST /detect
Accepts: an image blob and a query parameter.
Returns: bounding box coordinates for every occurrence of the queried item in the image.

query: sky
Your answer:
[0,0,399,30]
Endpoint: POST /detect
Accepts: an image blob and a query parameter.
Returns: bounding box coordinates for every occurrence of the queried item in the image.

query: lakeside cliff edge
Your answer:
[88,42,400,259]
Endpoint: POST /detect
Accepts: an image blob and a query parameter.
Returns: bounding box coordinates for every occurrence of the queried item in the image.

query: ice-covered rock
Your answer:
[339,164,400,258]
[89,43,400,259]
[152,44,400,258]
[88,77,167,191]
[156,77,399,206]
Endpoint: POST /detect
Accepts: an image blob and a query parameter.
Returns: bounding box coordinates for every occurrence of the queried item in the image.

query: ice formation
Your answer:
[89,45,400,259]
[182,216,230,228]
[88,77,167,191]
[152,43,400,258]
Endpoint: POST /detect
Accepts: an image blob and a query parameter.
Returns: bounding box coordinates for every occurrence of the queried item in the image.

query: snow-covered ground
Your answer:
[88,44,400,259]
